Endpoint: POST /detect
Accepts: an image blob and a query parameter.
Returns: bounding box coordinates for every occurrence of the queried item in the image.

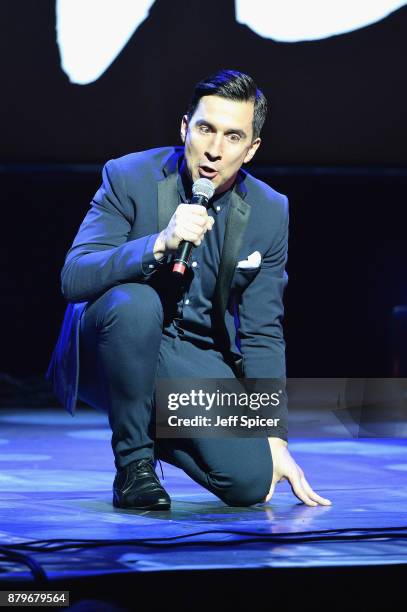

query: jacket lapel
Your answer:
[214,175,251,318]
[157,149,183,232]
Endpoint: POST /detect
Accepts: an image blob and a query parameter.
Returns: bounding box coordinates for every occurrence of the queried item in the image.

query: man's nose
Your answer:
[205,134,222,161]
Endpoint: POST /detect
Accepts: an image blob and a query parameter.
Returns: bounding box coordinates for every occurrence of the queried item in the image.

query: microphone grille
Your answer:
[192,178,215,200]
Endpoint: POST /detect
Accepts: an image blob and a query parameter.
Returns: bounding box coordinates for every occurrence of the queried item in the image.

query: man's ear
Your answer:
[180,115,189,143]
[243,137,261,164]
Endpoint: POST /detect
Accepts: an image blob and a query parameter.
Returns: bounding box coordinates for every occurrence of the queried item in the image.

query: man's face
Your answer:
[180,95,261,194]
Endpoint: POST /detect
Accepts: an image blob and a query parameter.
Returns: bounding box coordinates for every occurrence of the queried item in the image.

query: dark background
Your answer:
[1,1,406,401]
[2,1,407,165]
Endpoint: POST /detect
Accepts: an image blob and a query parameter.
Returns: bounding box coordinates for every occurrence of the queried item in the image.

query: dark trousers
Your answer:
[77,282,272,506]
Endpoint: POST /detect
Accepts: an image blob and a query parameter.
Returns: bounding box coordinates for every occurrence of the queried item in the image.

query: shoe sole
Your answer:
[113,498,171,511]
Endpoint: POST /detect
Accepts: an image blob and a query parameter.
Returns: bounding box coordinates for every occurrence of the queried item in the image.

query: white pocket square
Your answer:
[236,251,262,269]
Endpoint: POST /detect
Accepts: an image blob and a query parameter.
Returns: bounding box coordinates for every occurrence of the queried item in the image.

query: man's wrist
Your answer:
[153,231,167,261]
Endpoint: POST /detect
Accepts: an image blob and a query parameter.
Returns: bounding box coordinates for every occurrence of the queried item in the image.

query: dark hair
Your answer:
[186,69,267,140]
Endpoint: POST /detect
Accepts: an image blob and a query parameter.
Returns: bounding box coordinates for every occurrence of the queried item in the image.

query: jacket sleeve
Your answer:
[61,159,162,303]
[237,196,289,439]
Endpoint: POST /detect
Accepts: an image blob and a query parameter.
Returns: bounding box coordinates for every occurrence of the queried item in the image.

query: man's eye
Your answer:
[199,125,210,133]
[228,134,240,142]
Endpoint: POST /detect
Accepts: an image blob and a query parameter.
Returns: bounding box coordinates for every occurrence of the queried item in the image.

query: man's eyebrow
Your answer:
[195,119,248,139]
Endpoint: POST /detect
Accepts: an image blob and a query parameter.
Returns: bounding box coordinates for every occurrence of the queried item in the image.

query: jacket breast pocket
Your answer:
[232,267,260,291]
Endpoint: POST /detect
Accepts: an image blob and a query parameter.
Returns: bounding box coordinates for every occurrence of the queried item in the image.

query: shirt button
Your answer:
[216,206,221,211]
[192,261,198,268]
[185,299,190,305]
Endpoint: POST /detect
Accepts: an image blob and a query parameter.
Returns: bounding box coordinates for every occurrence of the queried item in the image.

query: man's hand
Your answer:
[154,204,215,259]
[265,437,332,507]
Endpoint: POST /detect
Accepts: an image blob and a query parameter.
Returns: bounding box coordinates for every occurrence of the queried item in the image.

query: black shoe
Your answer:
[113,458,171,511]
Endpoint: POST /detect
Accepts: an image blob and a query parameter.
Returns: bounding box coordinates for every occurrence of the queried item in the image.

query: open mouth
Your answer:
[199,165,218,179]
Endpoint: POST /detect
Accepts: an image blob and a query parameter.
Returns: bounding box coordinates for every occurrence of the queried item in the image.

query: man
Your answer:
[47,69,331,511]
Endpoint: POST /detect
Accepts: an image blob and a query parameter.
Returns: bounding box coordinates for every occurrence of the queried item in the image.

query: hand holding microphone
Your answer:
[172,178,215,274]
[153,178,215,274]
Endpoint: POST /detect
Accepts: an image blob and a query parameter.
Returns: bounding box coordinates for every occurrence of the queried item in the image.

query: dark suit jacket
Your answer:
[46,147,289,418]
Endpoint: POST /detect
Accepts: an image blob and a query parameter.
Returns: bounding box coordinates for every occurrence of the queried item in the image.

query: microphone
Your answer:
[172,178,215,275]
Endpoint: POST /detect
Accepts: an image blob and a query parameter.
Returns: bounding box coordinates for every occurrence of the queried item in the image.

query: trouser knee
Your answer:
[209,469,272,507]
[94,282,163,334]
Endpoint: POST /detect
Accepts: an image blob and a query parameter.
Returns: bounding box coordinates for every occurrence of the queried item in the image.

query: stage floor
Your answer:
[0,405,406,590]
